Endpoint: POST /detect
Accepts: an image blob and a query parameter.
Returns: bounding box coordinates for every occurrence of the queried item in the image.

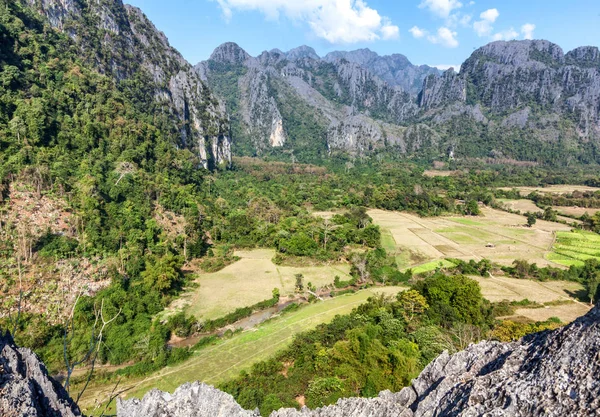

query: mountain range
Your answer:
[23,0,600,166]
[198,40,600,164]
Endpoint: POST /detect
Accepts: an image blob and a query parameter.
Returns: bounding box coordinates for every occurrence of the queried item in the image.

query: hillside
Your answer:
[119,304,600,416]
[199,40,600,165]
[2,306,598,416]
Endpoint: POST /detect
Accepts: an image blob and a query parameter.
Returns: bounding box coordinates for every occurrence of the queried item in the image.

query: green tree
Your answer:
[526,212,537,227]
[294,274,304,292]
[586,274,600,306]
[141,254,184,295]
[414,274,487,327]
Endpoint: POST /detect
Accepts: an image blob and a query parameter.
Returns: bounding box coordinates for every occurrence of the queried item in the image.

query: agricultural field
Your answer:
[497,199,542,214]
[79,287,408,415]
[368,207,571,269]
[497,185,600,196]
[497,199,580,223]
[547,230,600,267]
[470,274,590,322]
[423,170,459,177]
[171,249,352,321]
[554,206,600,218]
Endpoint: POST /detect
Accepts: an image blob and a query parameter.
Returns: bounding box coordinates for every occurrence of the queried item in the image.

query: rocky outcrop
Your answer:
[198,43,424,155]
[119,305,600,417]
[324,49,440,95]
[2,306,598,417]
[26,0,231,169]
[0,332,81,417]
[117,382,260,417]
[118,307,600,417]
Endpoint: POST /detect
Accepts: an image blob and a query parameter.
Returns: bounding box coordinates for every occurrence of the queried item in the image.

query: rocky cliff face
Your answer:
[118,305,600,417]
[0,332,81,417]
[26,0,231,169]
[324,49,440,95]
[200,39,600,164]
[197,43,435,157]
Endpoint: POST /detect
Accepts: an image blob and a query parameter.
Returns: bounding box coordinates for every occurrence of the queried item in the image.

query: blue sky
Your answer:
[126,0,600,69]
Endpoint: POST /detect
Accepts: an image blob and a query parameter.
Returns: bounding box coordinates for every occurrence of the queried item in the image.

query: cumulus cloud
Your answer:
[492,28,519,41]
[432,64,461,70]
[428,27,459,48]
[521,23,536,40]
[473,8,499,37]
[214,0,399,43]
[409,26,428,38]
[419,0,463,18]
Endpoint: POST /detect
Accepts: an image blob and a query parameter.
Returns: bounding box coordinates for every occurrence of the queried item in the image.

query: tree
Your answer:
[413,274,486,327]
[543,207,557,222]
[397,290,429,323]
[141,254,184,295]
[295,274,304,293]
[586,273,600,306]
[526,212,537,227]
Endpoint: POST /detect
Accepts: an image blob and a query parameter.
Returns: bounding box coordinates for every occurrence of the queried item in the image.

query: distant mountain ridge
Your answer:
[199,40,600,165]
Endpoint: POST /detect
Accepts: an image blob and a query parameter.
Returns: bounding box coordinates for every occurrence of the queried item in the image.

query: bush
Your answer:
[35,232,78,259]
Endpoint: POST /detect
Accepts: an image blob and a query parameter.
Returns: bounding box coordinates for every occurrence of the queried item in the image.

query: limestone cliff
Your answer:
[26,0,231,169]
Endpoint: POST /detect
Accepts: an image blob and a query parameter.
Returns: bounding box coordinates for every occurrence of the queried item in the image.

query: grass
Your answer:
[79,286,408,415]
[368,207,572,268]
[174,249,352,321]
[547,230,600,267]
[408,259,456,274]
[448,218,486,226]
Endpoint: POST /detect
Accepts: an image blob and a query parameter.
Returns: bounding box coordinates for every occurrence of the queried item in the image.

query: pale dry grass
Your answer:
[180,249,351,320]
[470,275,584,304]
[470,274,590,323]
[497,185,600,196]
[554,206,600,217]
[498,199,542,213]
[514,303,591,323]
[423,170,458,177]
[368,208,571,268]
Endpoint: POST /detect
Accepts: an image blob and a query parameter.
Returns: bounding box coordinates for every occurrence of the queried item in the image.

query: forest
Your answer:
[2,0,600,414]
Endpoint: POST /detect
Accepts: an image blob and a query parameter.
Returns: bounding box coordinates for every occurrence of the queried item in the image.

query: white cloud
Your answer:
[419,0,463,18]
[446,12,471,28]
[427,27,459,48]
[215,0,399,44]
[381,20,400,40]
[521,23,536,40]
[473,8,499,37]
[433,64,461,70]
[409,26,428,38]
[492,28,519,41]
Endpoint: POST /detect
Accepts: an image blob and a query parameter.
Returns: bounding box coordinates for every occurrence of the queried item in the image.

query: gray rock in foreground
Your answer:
[0,332,80,417]
[119,305,600,417]
[117,382,260,417]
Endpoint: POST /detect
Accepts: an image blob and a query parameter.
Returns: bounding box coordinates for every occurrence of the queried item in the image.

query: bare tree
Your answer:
[352,253,370,284]
[63,296,121,404]
[321,219,340,251]
[114,161,136,185]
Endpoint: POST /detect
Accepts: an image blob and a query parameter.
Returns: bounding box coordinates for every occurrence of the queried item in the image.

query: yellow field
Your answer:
[497,199,542,213]
[554,206,600,218]
[497,185,600,196]
[470,275,590,322]
[497,199,581,224]
[174,249,352,321]
[368,207,571,268]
